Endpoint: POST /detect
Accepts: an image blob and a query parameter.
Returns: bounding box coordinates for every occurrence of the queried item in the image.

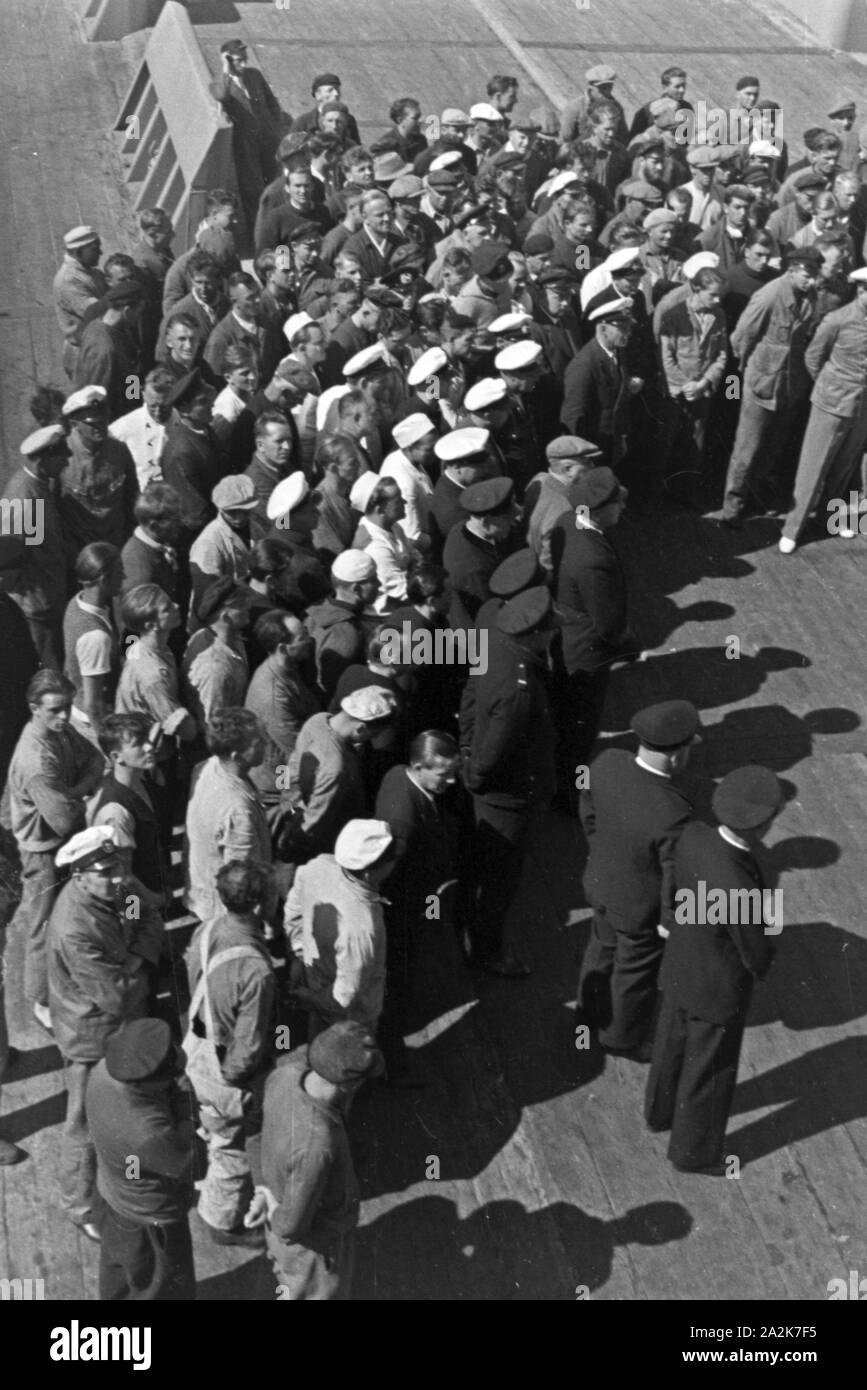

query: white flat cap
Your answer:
[335,818,394,870]
[604,246,643,273]
[749,140,780,159]
[495,340,543,373]
[340,688,398,723]
[331,548,376,583]
[683,250,720,279]
[469,102,504,122]
[266,471,309,521]
[463,377,508,412]
[579,266,613,312]
[63,225,99,250]
[434,426,490,462]
[393,413,437,448]
[407,346,448,385]
[548,171,581,197]
[430,150,463,171]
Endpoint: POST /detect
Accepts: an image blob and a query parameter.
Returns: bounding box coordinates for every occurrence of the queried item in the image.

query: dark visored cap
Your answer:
[489,548,543,597]
[631,699,700,751]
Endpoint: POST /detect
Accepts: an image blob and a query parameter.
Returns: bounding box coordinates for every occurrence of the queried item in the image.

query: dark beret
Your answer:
[712,765,783,830]
[460,475,514,516]
[631,699,700,751]
[489,547,543,597]
[105,1018,174,1082]
[736,75,760,90]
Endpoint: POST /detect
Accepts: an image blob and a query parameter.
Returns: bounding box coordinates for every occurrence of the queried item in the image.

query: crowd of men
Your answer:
[0,43,849,1299]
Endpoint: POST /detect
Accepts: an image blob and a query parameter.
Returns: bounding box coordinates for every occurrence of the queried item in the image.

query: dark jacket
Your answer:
[551,521,638,674]
[443,523,511,629]
[374,764,459,922]
[560,338,629,463]
[75,321,138,419]
[88,1061,196,1223]
[661,820,775,1023]
[160,418,224,538]
[581,749,692,930]
[210,67,287,151]
[342,228,408,285]
[305,598,366,701]
[459,627,557,809]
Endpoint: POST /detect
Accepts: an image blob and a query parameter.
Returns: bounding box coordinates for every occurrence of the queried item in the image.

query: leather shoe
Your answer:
[0,1138,27,1166]
[672,1159,728,1177]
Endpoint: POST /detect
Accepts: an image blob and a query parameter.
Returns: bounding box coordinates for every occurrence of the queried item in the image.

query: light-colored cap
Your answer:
[393,413,437,448]
[580,266,612,312]
[266,471,309,521]
[488,310,532,334]
[548,171,581,197]
[339,686,398,722]
[331,547,376,583]
[586,64,616,85]
[62,384,108,416]
[283,311,313,345]
[63,225,99,250]
[212,474,257,511]
[20,423,67,457]
[430,150,463,171]
[434,426,490,462]
[683,250,720,279]
[463,377,508,412]
[469,102,504,122]
[848,267,867,283]
[643,208,678,230]
[604,246,643,273]
[441,108,470,125]
[407,346,448,385]
[494,340,543,373]
[334,818,394,870]
[55,824,121,870]
[749,139,780,159]
[349,471,379,513]
[343,343,387,377]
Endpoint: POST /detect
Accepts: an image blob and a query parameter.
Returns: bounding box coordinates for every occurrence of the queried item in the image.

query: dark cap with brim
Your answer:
[712,765,783,830]
[489,547,543,597]
[631,699,700,751]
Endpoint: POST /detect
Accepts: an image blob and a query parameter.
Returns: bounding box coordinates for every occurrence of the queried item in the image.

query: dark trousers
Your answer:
[662,394,712,502]
[378,904,417,1069]
[467,798,529,962]
[644,990,745,1168]
[98,1200,195,1300]
[551,666,611,807]
[576,909,663,1050]
[24,613,64,672]
[722,391,809,518]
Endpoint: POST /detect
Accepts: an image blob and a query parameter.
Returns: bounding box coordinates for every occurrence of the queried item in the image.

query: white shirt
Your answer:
[109,405,166,490]
[361,519,420,611]
[379,448,434,542]
[634,755,670,778]
[213,385,248,424]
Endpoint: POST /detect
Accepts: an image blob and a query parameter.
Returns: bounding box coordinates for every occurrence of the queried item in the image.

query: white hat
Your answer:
[334,818,394,869]
[585,286,633,323]
[266,471,309,521]
[430,150,463,171]
[212,474,258,511]
[604,246,642,274]
[283,311,313,345]
[55,824,121,870]
[339,687,398,722]
[393,413,437,448]
[350,471,379,513]
[579,266,613,312]
[548,171,581,198]
[434,426,490,462]
[331,547,376,583]
[407,347,448,386]
[469,102,504,122]
[749,140,780,159]
[343,343,387,378]
[463,377,508,412]
[495,340,543,373]
[62,384,108,416]
[20,423,68,458]
[63,225,99,250]
[488,311,532,335]
[683,250,720,280]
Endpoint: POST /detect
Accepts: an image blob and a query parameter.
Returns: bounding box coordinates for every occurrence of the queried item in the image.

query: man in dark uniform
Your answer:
[210,39,291,242]
[459,587,558,977]
[549,466,639,796]
[645,766,782,1174]
[577,700,700,1060]
[561,289,635,468]
[442,476,516,629]
[429,428,491,556]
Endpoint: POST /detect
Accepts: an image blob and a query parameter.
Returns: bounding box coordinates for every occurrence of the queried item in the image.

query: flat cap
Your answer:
[686,145,720,169]
[828,97,856,117]
[389,174,424,201]
[548,171,582,198]
[496,584,555,635]
[105,279,143,306]
[629,130,666,156]
[586,64,616,85]
[743,168,772,187]
[221,38,247,54]
[55,824,121,870]
[472,241,513,280]
[334,818,394,870]
[343,343,388,378]
[196,576,248,624]
[407,346,448,385]
[62,384,108,417]
[683,250,720,279]
[441,107,470,125]
[510,113,542,134]
[495,340,543,373]
[283,310,314,345]
[434,427,490,463]
[784,246,823,271]
[522,232,555,256]
[267,471,310,521]
[308,1020,384,1085]
[392,413,436,448]
[374,151,413,183]
[460,475,514,515]
[212,474,257,511]
[546,435,603,464]
[426,168,461,188]
[452,202,489,230]
[105,1019,174,1083]
[631,699,700,750]
[311,71,341,91]
[286,221,321,243]
[620,179,664,203]
[470,102,504,122]
[331,548,376,583]
[488,310,532,334]
[489,148,525,171]
[712,765,783,831]
[792,170,827,191]
[63,225,99,250]
[572,465,620,510]
[340,686,398,722]
[463,377,508,412]
[644,207,678,230]
[277,132,311,162]
[20,423,68,458]
[489,548,543,597]
[736,75,760,90]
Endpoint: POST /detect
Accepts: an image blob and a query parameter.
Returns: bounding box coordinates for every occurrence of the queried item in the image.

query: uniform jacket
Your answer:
[160,417,223,537]
[551,520,637,674]
[59,435,139,564]
[580,749,692,929]
[730,275,819,408]
[661,820,775,1023]
[0,467,67,617]
[443,523,511,629]
[459,627,557,809]
[47,876,161,1062]
[804,298,867,417]
[560,338,630,458]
